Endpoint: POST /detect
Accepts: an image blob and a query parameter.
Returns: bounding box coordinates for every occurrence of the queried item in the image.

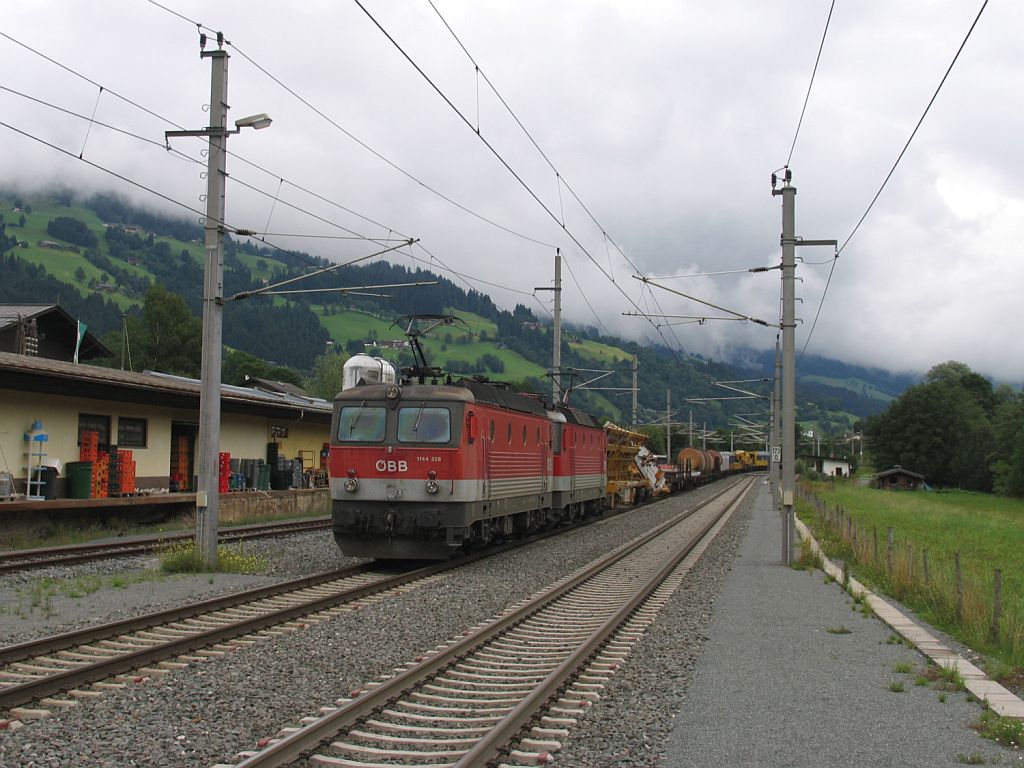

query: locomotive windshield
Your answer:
[338,404,387,442]
[397,406,451,443]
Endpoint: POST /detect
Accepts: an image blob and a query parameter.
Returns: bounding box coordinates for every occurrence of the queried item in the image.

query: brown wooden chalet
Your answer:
[871,465,925,491]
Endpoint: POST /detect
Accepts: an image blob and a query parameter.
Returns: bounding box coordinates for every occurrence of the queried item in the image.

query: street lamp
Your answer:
[165,41,270,567]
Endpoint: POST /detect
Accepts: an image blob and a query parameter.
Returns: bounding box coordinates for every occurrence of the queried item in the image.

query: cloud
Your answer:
[2,0,1021,381]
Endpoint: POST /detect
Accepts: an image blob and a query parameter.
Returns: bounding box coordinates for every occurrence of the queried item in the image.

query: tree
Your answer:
[305,351,348,400]
[222,349,271,386]
[46,216,98,248]
[128,283,202,377]
[866,364,994,491]
[991,391,1024,497]
[74,266,86,283]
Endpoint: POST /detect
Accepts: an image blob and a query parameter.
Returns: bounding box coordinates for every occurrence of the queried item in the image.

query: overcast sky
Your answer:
[3,1,1020,382]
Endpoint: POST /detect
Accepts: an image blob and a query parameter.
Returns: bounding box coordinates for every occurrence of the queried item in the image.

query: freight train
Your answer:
[328,316,753,559]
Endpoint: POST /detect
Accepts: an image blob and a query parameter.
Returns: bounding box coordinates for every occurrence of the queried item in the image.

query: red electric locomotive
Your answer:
[329,378,607,559]
[329,315,608,559]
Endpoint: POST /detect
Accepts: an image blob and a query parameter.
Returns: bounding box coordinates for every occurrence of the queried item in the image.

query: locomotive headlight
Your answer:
[385,384,400,400]
[344,477,359,493]
[425,479,440,495]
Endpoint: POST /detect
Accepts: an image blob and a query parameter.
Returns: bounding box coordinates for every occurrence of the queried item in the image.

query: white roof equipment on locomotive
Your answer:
[342,354,398,391]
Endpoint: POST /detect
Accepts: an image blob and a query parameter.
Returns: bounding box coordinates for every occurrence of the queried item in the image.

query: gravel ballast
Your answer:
[0,483,725,767]
[1,479,1013,767]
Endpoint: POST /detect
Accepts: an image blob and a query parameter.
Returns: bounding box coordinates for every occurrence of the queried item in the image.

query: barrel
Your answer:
[676,448,712,474]
[66,461,93,499]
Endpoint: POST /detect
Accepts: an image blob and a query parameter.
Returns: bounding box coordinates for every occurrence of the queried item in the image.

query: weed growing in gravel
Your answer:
[893,662,914,674]
[956,752,986,765]
[826,625,852,635]
[888,681,906,692]
[886,634,903,645]
[921,664,967,691]
[160,540,267,574]
[9,570,165,618]
[973,708,1024,748]
[915,675,930,686]
[939,693,948,703]
[790,538,823,572]
[823,573,835,584]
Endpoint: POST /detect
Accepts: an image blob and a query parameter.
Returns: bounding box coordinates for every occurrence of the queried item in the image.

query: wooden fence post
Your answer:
[991,568,1002,644]
[955,552,963,623]
[887,528,894,574]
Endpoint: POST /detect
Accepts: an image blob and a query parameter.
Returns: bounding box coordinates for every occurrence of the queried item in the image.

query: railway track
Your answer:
[223,476,753,768]
[0,561,445,716]
[0,497,652,718]
[0,517,333,575]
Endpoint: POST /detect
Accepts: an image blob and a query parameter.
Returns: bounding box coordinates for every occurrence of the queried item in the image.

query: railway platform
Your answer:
[663,480,1016,767]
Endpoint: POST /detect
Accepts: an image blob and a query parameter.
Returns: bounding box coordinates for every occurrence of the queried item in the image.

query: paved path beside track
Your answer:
[663,480,1014,767]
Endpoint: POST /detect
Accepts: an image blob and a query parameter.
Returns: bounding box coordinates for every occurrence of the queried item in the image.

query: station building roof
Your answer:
[0,351,332,422]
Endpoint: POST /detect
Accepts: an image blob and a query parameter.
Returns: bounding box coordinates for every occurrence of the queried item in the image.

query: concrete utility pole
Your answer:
[537,249,562,406]
[772,170,836,564]
[195,47,229,568]
[770,337,781,499]
[666,388,671,460]
[631,353,638,428]
[165,35,270,567]
[774,172,797,565]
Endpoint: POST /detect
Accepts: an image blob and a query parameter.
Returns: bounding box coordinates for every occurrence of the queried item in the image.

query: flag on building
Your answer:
[73,319,87,364]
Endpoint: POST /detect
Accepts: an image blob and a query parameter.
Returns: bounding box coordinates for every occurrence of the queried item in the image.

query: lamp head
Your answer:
[234,113,273,130]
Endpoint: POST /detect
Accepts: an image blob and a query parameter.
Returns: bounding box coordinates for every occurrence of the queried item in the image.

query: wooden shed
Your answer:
[871,465,925,491]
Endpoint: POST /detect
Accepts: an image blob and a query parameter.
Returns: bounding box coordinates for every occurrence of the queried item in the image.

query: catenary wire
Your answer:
[785,0,835,168]
[800,0,988,361]
[352,0,677,352]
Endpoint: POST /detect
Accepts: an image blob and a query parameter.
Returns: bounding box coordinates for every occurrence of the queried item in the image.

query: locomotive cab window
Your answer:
[552,423,563,454]
[338,405,387,442]
[398,406,451,443]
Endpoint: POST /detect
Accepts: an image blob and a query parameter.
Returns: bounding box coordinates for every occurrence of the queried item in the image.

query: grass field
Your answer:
[568,336,631,365]
[803,374,895,403]
[800,480,1024,669]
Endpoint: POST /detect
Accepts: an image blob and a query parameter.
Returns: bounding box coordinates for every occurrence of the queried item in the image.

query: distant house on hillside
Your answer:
[802,454,853,478]
[0,304,112,362]
[871,465,925,491]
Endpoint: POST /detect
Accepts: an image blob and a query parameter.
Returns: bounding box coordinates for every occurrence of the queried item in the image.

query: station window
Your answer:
[117,417,148,448]
[78,413,110,447]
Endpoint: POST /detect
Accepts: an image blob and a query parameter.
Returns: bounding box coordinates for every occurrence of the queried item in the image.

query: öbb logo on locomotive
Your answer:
[374,459,409,472]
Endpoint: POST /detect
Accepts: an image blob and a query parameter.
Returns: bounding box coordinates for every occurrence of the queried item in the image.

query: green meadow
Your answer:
[800,480,1024,668]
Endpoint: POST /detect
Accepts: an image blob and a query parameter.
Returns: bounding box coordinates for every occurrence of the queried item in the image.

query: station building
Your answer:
[0,350,332,498]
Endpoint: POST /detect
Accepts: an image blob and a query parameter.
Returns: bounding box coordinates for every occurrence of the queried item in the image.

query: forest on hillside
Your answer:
[1,190,909,435]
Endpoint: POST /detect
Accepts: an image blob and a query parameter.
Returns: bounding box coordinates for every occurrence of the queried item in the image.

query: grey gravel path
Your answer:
[661,480,1010,767]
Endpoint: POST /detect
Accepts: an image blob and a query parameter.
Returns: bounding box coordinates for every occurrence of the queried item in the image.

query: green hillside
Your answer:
[803,374,895,403]
[0,189,907,434]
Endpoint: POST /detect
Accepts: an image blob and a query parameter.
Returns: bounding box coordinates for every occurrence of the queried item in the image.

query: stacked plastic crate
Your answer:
[92,453,109,498]
[170,434,190,491]
[218,452,230,494]
[117,449,136,494]
[80,430,105,499]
